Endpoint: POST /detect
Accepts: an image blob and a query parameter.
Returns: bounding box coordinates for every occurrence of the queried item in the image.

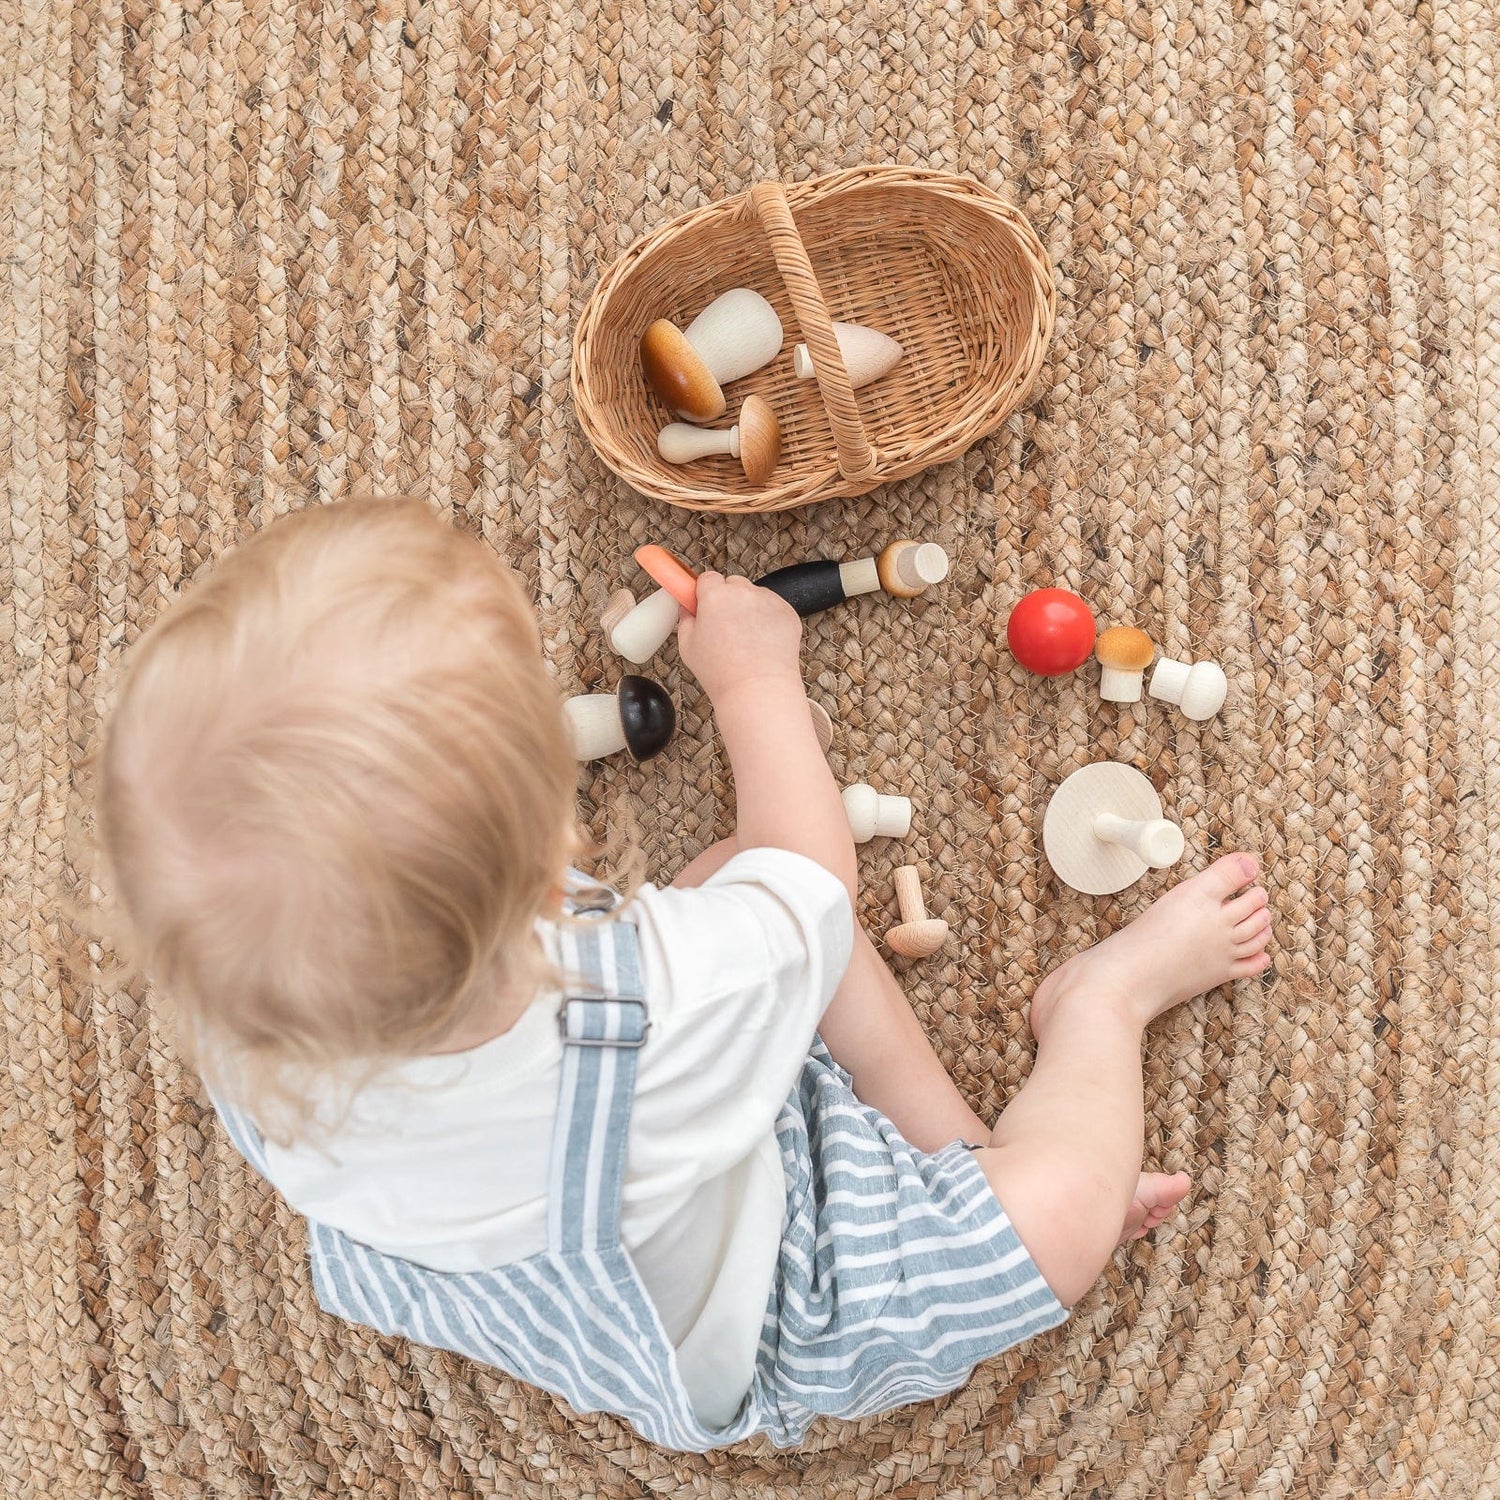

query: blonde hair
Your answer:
[92,498,580,1144]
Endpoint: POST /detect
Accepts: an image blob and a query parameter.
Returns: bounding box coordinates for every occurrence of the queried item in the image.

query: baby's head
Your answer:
[96,498,577,1137]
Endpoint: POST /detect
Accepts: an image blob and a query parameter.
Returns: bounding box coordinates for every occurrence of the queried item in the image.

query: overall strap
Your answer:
[548,917,650,1254]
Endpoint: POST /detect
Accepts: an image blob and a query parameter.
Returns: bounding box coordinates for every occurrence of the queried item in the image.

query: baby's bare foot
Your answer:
[1117,1171,1192,1245]
[1031,853,1272,1042]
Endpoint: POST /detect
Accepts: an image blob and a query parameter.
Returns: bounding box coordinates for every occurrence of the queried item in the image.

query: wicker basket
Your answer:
[570,165,1056,513]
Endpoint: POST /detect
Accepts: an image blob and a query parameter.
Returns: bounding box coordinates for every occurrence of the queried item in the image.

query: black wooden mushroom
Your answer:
[562,675,677,762]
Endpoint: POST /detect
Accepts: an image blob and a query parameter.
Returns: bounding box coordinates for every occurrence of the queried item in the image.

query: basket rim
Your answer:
[570,165,1056,513]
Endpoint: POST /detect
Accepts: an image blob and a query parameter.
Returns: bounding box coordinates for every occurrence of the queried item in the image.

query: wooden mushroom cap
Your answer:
[1095,625,1155,670]
[616,675,676,761]
[736,395,781,484]
[640,319,726,422]
[887,916,949,959]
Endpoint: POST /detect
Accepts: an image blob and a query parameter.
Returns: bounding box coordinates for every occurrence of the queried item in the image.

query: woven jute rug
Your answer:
[5,0,1499,1493]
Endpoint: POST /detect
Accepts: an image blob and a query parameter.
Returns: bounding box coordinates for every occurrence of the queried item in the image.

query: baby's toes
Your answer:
[1224,884,1269,924]
[1234,910,1273,951]
[1231,950,1273,979]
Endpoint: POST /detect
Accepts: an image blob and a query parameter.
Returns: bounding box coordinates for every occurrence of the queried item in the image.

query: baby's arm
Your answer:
[676,573,857,906]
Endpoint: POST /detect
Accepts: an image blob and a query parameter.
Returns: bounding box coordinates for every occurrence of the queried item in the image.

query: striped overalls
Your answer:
[214,895,1066,1452]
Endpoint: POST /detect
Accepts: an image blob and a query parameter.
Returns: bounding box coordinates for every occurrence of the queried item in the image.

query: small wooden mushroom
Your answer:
[1095,626,1156,703]
[603,586,682,664]
[808,699,835,755]
[886,866,948,958]
[792,321,904,390]
[757,539,950,617]
[656,395,781,483]
[1149,656,1228,720]
[842,782,913,843]
[563,675,677,762]
[640,288,783,422]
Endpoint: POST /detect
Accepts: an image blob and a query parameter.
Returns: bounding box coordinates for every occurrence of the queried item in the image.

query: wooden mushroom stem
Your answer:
[1093,812,1184,869]
[843,783,912,843]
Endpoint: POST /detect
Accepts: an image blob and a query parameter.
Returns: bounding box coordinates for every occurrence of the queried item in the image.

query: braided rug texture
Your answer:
[5,0,1499,1493]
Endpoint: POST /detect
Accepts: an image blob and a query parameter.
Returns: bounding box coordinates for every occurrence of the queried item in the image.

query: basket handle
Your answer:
[748,182,877,484]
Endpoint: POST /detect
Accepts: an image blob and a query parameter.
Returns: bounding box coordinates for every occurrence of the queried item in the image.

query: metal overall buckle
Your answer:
[556,995,652,1049]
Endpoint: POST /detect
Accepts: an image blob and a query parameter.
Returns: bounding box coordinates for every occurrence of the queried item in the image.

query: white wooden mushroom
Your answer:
[1149,656,1228,720]
[604,586,683,665]
[842,782,913,843]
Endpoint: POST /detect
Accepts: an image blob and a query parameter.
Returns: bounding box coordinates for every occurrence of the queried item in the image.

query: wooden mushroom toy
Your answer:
[563,675,677,762]
[842,783,912,843]
[1095,626,1156,703]
[808,699,835,755]
[1041,762,1186,895]
[757,539,949,617]
[602,586,682,664]
[1149,656,1228,720]
[657,395,781,483]
[793,321,904,390]
[886,866,948,958]
[640,288,783,422]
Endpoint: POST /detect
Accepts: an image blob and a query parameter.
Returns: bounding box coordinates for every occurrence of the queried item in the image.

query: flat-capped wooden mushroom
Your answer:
[656,395,781,483]
[886,866,949,958]
[808,699,835,755]
[1149,656,1228,720]
[792,321,904,390]
[1041,762,1186,895]
[842,782,913,843]
[1095,625,1156,702]
[563,675,676,762]
[640,288,783,422]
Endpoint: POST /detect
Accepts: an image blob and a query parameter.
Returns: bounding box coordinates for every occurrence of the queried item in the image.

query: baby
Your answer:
[95,498,1272,1451]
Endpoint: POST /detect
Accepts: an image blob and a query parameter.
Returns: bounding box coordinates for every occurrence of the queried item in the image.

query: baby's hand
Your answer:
[677,573,804,705]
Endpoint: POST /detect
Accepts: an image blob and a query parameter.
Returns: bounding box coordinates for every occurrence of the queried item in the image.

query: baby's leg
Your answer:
[672,837,988,1149]
[818,922,993,1152]
[971,854,1272,1308]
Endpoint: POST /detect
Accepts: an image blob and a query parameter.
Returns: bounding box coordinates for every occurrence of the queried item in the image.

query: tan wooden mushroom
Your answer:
[656,395,781,483]
[792,321,903,389]
[886,866,949,958]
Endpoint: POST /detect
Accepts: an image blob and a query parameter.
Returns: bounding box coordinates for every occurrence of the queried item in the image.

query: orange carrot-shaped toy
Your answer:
[634,544,700,613]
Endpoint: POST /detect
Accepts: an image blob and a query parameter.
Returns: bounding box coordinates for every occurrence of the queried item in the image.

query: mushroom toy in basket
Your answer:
[640,288,783,422]
[793,320,903,390]
[657,394,781,484]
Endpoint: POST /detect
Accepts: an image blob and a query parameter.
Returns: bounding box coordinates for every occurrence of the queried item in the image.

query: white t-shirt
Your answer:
[258,848,854,1428]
